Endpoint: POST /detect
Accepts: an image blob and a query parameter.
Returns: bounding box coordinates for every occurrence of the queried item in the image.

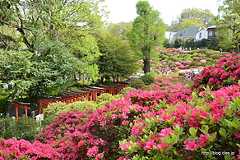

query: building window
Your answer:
[199,33,202,39]
[209,31,213,37]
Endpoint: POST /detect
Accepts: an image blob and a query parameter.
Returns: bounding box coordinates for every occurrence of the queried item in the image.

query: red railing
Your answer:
[36,83,128,114]
[12,83,128,120]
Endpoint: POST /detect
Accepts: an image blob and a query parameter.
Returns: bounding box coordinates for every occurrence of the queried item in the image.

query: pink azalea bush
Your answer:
[0,138,59,160]
[117,85,240,159]
[194,53,240,90]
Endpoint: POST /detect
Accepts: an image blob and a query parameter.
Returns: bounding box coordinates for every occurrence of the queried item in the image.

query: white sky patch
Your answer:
[105,0,220,25]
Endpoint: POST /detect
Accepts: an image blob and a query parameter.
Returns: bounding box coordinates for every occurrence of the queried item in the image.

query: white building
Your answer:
[165,31,177,44]
[195,28,208,41]
[195,26,217,42]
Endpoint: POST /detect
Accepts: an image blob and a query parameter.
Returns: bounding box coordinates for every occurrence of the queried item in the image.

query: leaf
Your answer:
[200,125,209,134]
[189,127,198,137]
[219,128,227,138]
[208,132,217,142]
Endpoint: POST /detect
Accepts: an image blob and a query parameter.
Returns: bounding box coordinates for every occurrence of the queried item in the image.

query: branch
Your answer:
[15,5,34,51]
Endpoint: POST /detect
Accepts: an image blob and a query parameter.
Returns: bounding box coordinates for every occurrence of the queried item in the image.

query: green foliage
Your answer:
[97,31,139,82]
[0,0,105,100]
[216,26,234,51]
[43,93,122,125]
[129,1,166,73]
[169,8,215,31]
[0,50,34,99]
[141,72,157,85]
[218,0,240,51]
[120,87,135,95]
[0,115,42,141]
[0,40,81,99]
[108,23,132,41]
[96,93,122,106]
[129,79,146,89]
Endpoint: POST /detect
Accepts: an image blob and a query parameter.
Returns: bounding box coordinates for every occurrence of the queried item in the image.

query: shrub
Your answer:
[141,72,157,85]
[43,94,122,125]
[96,93,122,106]
[36,81,193,159]
[194,53,240,90]
[118,85,240,159]
[119,87,135,95]
[0,116,42,141]
[43,101,97,125]
[0,138,60,159]
[129,79,146,89]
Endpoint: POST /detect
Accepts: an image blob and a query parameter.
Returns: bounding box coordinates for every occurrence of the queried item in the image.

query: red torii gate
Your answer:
[12,101,31,121]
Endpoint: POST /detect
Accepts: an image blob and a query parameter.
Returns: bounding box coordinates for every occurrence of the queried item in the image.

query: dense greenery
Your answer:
[130,1,165,73]
[97,29,139,83]
[169,8,215,31]
[172,38,218,50]
[0,0,103,100]
[217,0,240,51]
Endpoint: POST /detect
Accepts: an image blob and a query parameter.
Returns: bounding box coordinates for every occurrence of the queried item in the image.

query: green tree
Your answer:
[218,0,240,51]
[169,8,215,31]
[129,0,165,73]
[97,31,139,83]
[0,0,105,100]
[108,22,132,40]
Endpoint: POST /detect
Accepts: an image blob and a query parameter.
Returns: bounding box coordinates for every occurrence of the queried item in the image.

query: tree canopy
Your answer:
[97,31,139,83]
[0,0,104,100]
[169,8,215,31]
[217,0,240,51]
[129,0,165,73]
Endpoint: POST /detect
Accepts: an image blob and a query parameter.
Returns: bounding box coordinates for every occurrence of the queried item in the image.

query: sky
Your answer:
[105,0,220,25]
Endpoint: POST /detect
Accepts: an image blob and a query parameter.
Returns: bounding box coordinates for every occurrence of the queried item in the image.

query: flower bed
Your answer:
[156,49,221,73]
[0,68,240,159]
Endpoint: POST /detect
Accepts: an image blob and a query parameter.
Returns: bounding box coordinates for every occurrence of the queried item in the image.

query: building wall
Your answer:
[207,28,216,39]
[195,29,208,41]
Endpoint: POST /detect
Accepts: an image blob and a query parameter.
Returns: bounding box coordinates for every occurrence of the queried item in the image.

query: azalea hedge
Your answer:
[0,81,239,160]
[194,53,240,90]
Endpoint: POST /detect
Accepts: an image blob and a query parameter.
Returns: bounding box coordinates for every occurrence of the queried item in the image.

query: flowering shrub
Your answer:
[118,85,240,159]
[194,53,240,90]
[36,80,239,159]
[0,138,59,160]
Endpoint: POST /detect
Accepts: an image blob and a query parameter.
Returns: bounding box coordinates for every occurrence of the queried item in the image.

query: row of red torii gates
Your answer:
[12,83,128,121]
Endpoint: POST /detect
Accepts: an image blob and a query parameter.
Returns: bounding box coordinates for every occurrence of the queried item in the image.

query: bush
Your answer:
[141,72,157,85]
[43,101,97,125]
[0,138,59,159]
[194,53,240,90]
[129,79,146,89]
[0,116,42,140]
[37,83,239,159]
[119,87,135,95]
[96,93,122,106]
[43,94,122,125]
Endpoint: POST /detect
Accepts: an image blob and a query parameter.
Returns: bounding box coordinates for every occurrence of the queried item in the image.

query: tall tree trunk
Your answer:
[143,46,151,73]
